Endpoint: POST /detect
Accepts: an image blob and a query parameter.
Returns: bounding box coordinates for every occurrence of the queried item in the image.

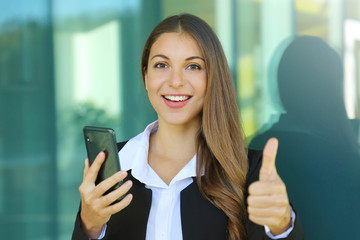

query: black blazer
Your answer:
[72,142,304,240]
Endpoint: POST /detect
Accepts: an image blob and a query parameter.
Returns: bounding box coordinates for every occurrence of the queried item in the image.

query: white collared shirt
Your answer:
[119,121,196,240]
[97,121,295,239]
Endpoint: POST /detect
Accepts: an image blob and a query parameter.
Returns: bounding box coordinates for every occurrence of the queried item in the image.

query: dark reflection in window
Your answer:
[250,36,360,240]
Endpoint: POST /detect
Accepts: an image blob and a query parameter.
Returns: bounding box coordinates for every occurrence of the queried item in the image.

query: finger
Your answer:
[104,193,133,215]
[101,180,133,206]
[248,181,287,196]
[93,171,128,197]
[83,158,90,181]
[248,206,287,218]
[247,195,289,208]
[84,151,106,184]
[260,138,279,180]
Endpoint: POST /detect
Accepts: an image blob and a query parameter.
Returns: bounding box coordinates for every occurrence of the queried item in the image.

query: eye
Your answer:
[186,64,202,70]
[154,62,168,69]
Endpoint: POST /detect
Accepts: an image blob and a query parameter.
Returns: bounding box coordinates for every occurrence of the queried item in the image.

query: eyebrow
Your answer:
[151,54,205,62]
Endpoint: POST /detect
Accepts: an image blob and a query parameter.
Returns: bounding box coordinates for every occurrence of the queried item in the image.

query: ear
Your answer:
[144,72,148,92]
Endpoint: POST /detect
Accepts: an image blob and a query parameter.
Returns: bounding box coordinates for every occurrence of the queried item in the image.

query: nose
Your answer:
[168,68,185,88]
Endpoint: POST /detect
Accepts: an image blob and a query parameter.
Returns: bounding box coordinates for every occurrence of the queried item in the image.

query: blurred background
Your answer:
[0,0,359,239]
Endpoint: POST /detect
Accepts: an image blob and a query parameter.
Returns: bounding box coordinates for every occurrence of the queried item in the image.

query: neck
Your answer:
[150,119,200,163]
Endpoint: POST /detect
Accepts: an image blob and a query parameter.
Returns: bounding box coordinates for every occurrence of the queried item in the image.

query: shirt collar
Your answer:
[119,120,197,188]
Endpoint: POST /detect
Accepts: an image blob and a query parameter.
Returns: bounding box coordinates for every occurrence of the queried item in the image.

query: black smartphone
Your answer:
[83,126,122,198]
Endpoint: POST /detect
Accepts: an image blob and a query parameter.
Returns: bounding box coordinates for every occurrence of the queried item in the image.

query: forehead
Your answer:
[150,32,204,58]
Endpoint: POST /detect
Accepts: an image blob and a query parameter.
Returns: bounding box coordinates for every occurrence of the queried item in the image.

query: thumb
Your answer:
[260,138,279,180]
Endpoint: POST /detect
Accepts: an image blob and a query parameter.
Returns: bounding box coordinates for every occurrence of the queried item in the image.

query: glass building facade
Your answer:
[0,0,359,239]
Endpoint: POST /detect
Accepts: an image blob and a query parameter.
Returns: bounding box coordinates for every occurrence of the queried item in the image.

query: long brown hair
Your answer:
[141,14,249,240]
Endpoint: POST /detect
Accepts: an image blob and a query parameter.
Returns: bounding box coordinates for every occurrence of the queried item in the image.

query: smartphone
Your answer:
[83,126,122,198]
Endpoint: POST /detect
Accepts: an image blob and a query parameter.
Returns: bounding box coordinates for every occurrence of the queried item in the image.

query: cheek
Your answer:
[145,74,163,103]
[146,71,167,91]
[197,74,207,96]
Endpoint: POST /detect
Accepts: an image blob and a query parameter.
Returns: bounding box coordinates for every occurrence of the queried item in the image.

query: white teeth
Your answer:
[164,95,190,102]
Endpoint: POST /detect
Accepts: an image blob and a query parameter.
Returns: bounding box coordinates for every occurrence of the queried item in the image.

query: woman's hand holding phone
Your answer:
[78,151,133,239]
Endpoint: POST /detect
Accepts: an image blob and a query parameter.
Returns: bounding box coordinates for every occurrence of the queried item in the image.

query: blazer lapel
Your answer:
[105,171,152,239]
[181,178,228,240]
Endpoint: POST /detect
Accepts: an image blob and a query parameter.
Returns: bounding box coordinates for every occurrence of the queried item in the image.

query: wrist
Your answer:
[80,213,104,238]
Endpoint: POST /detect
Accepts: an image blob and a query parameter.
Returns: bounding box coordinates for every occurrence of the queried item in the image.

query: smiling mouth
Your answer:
[163,95,191,102]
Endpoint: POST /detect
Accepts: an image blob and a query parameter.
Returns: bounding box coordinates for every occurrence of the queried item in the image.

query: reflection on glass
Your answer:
[0,1,57,239]
[250,36,360,239]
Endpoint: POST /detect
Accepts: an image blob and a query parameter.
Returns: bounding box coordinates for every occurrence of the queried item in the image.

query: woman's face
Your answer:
[145,32,207,128]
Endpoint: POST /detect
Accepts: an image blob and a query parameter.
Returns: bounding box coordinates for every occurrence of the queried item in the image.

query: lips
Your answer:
[162,95,191,108]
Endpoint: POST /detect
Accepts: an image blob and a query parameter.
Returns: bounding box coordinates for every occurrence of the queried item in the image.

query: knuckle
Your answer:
[102,194,111,204]
[247,196,256,206]
[280,184,286,193]
[103,176,120,190]
[283,198,289,206]
[109,203,121,214]
[274,182,286,193]
[114,174,122,182]
[248,183,256,194]
[277,181,286,191]
[249,214,260,225]
[247,196,252,205]
[78,184,86,194]
[247,206,253,214]
[280,206,288,216]
[96,182,107,193]
[98,209,109,218]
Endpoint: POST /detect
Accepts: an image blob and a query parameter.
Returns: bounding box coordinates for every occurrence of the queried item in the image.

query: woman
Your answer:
[72,14,304,240]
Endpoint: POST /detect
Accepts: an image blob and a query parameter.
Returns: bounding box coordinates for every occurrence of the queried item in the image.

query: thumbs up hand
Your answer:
[247,138,292,235]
